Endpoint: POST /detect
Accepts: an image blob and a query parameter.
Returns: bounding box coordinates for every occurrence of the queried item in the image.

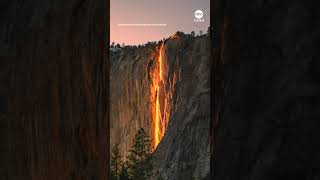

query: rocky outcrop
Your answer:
[0,0,108,179]
[213,0,320,179]
[110,34,210,179]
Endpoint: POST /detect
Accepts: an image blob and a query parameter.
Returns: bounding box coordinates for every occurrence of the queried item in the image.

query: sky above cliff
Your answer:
[111,0,210,45]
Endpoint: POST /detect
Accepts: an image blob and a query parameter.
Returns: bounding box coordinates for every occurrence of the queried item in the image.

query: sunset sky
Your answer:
[111,0,210,45]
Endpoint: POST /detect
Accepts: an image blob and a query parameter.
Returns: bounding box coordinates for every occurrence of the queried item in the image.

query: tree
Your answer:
[126,128,153,180]
[174,31,185,37]
[207,27,211,36]
[191,31,195,37]
[111,42,115,48]
[111,144,124,180]
[119,165,130,180]
[199,30,203,36]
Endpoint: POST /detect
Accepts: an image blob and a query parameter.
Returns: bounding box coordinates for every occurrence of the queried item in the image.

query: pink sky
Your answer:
[111,0,210,45]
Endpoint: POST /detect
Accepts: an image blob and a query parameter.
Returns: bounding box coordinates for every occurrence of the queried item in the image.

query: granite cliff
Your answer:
[110,33,210,179]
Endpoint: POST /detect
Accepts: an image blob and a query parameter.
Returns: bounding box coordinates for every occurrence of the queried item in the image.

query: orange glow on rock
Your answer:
[154,85,161,147]
[150,42,176,151]
[159,43,164,81]
[151,43,166,150]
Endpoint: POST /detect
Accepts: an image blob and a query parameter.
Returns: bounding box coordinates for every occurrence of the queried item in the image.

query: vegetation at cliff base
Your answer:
[110,128,154,180]
[110,143,124,180]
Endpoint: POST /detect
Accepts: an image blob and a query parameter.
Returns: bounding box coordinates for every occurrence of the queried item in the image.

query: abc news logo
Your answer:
[194,10,204,23]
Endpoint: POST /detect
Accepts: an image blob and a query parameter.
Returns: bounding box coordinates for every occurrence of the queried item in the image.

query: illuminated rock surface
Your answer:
[110,34,210,179]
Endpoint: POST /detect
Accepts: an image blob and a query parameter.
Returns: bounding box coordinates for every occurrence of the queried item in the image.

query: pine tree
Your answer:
[199,30,203,36]
[119,165,130,180]
[126,128,154,180]
[191,31,195,37]
[111,42,115,48]
[111,143,123,180]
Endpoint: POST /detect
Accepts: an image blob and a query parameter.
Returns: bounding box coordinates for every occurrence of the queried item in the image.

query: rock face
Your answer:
[110,45,156,157]
[213,0,320,179]
[153,36,211,180]
[110,34,210,179]
[0,0,108,179]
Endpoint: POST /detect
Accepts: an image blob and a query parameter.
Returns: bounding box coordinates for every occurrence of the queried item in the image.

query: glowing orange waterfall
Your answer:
[150,42,177,150]
[151,43,165,150]
[154,85,161,147]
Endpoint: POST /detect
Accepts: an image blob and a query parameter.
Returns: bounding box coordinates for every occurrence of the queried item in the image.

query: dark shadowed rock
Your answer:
[0,0,108,179]
[213,0,320,179]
